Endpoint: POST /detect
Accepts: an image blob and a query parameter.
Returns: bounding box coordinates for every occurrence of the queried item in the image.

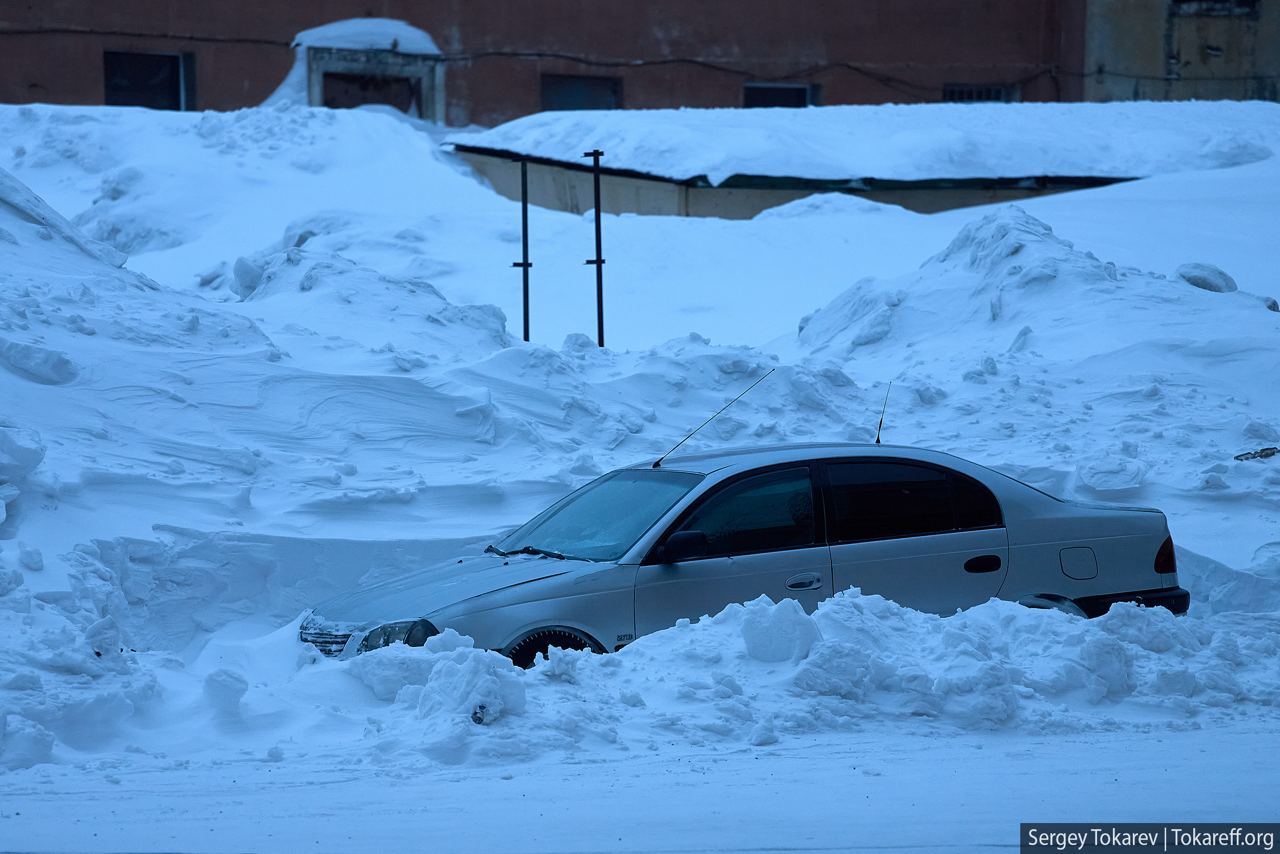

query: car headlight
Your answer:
[358,619,439,653]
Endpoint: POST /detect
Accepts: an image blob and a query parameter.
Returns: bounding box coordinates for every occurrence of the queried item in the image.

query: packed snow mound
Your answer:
[29,590,1266,775]
[208,246,513,369]
[452,100,1280,185]
[348,629,527,726]
[189,591,1276,771]
[264,18,442,109]
[0,104,494,289]
[800,205,1280,362]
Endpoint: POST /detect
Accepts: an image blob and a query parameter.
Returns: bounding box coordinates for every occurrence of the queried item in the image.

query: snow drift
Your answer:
[789,205,1280,576]
[1,101,1279,787]
[0,161,875,769]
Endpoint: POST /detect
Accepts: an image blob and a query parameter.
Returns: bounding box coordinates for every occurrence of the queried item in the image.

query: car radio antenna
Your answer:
[653,368,776,468]
[874,381,892,445]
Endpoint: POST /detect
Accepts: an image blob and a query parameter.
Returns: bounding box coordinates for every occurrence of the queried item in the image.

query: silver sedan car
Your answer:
[300,443,1189,665]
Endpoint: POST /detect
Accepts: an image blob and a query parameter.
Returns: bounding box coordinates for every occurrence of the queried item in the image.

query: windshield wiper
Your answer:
[508,545,567,560]
[484,543,568,560]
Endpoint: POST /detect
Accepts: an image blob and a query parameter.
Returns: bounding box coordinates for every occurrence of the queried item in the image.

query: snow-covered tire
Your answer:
[505,627,602,669]
[1018,594,1088,618]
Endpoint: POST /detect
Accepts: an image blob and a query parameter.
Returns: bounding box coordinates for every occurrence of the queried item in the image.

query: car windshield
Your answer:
[497,469,703,562]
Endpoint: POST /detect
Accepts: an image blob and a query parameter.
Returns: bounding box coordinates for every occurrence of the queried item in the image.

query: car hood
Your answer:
[307,552,577,629]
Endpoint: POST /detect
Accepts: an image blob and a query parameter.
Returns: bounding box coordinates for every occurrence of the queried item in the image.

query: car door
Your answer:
[634,466,832,637]
[822,460,1009,614]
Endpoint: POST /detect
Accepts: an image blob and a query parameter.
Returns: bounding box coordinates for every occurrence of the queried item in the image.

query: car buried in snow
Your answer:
[300,443,1190,665]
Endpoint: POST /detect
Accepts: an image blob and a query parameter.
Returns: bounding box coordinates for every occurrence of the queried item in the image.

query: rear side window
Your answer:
[951,470,1002,530]
[825,462,1001,543]
[677,467,816,557]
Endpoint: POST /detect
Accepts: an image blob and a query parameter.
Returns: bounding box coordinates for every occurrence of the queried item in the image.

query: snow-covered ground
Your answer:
[1,101,1278,852]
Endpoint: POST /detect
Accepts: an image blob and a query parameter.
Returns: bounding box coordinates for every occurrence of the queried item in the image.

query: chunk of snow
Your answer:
[0,339,79,384]
[740,596,822,663]
[0,715,55,770]
[203,669,249,715]
[1176,262,1238,293]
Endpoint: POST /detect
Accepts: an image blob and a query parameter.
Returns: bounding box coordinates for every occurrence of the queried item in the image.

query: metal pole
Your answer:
[511,158,531,342]
[583,149,605,348]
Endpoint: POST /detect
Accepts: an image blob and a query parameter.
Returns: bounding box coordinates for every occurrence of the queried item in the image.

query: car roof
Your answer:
[628,442,958,475]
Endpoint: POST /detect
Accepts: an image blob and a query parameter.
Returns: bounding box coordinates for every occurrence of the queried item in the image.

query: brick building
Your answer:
[0,1,1275,127]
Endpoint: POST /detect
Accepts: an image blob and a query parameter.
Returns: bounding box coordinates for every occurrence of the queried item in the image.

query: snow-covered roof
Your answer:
[292,18,441,55]
[451,100,1280,185]
[264,18,440,108]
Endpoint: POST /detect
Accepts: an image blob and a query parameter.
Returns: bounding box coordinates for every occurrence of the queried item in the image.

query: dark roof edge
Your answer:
[450,145,1139,190]
[451,143,711,185]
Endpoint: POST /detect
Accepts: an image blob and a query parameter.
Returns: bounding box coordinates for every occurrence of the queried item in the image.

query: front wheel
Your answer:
[505,627,601,669]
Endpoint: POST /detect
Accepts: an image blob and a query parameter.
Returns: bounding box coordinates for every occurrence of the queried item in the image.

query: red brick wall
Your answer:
[0,0,1088,124]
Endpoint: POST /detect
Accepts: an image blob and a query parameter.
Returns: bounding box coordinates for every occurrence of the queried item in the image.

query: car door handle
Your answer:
[785,572,824,591]
[964,554,1002,573]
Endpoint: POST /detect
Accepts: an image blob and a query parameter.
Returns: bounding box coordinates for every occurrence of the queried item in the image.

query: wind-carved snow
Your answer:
[0,102,1278,848]
[0,158,885,772]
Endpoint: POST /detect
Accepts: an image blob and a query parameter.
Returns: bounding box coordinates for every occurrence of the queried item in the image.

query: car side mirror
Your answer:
[657,530,709,564]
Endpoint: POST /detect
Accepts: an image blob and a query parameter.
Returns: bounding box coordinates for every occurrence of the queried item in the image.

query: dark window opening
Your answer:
[1172,0,1258,16]
[540,74,622,111]
[322,72,418,113]
[826,462,1001,544]
[677,468,816,557]
[941,83,1019,103]
[104,51,194,110]
[951,472,1004,531]
[743,83,821,108]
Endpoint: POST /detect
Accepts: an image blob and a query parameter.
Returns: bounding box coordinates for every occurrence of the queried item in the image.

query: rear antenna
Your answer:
[653,368,776,468]
[874,381,892,445]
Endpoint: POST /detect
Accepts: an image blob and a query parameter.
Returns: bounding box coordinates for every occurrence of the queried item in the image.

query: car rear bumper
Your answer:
[1074,586,1191,618]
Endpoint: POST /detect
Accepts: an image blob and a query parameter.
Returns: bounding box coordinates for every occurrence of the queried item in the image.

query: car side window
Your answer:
[951,470,1002,530]
[675,467,816,557]
[826,461,1001,544]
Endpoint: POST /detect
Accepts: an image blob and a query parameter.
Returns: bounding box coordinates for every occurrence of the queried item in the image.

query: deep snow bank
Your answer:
[7,102,1276,355]
[0,103,493,289]
[0,163,885,768]
[297,590,1280,768]
[787,206,1280,575]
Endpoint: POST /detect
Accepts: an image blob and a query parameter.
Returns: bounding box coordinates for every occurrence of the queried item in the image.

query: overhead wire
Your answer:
[3,27,1277,90]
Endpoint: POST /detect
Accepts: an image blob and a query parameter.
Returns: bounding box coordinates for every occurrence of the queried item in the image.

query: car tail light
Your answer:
[1155,535,1177,574]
